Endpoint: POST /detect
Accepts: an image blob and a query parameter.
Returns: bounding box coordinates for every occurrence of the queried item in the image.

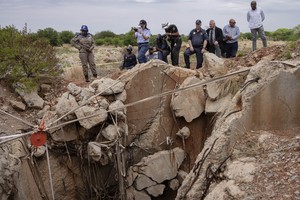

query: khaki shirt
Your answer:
[71,33,95,53]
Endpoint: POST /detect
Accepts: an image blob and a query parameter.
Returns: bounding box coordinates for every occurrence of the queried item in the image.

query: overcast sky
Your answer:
[1,0,299,35]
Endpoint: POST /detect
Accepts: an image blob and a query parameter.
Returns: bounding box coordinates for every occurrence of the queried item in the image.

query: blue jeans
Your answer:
[158,50,170,63]
[184,47,203,69]
[251,26,267,51]
[138,43,149,63]
[225,42,238,58]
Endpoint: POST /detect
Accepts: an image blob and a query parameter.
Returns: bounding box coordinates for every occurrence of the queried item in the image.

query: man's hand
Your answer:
[88,46,94,52]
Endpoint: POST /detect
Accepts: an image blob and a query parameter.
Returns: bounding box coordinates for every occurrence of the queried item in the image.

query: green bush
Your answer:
[0,26,62,91]
[59,30,74,44]
[37,27,60,46]
[94,30,116,40]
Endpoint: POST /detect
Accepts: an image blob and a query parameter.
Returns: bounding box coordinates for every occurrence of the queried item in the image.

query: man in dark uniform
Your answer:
[184,20,208,69]
[71,25,97,82]
[155,34,170,63]
[121,45,137,70]
[206,20,224,57]
[162,23,182,66]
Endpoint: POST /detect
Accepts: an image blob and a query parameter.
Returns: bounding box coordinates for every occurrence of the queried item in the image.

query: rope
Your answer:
[0,131,34,145]
[0,109,35,128]
[45,143,55,200]
[47,68,250,131]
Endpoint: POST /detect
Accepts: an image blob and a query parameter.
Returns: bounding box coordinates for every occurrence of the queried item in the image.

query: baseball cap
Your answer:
[195,20,202,25]
[139,19,147,25]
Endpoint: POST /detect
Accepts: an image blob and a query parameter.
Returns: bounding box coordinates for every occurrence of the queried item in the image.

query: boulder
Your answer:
[9,100,26,111]
[90,78,125,95]
[146,184,165,197]
[171,76,206,122]
[55,92,78,120]
[15,88,44,109]
[74,106,107,130]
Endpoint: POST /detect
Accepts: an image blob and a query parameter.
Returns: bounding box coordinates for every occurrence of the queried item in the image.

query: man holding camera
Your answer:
[162,23,182,66]
[133,19,151,64]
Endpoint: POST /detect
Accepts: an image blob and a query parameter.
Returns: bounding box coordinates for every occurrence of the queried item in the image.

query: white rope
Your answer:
[45,143,55,200]
[0,109,35,128]
[47,68,250,131]
[0,131,34,145]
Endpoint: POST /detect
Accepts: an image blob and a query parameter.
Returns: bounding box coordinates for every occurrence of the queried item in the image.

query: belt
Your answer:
[138,42,149,45]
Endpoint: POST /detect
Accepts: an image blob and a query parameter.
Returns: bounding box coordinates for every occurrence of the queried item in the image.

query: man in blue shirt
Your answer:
[184,20,208,69]
[133,19,151,63]
[223,19,240,58]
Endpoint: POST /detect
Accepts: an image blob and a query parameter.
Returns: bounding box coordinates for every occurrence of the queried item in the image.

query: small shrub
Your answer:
[0,26,62,91]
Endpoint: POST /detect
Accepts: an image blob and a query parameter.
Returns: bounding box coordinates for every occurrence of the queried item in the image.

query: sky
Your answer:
[0,0,299,35]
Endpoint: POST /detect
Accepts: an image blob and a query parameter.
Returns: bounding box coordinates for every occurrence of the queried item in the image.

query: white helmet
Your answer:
[162,22,170,29]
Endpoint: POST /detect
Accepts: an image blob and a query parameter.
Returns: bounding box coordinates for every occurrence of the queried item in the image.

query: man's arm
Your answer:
[261,9,265,21]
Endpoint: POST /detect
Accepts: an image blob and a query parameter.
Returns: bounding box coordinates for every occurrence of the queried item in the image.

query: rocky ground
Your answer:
[0,40,300,200]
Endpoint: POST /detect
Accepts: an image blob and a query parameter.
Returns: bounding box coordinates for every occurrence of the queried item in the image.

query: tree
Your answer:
[94,30,116,40]
[0,26,62,91]
[271,28,293,41]
[37,27,60,46]
[59,30,74,44]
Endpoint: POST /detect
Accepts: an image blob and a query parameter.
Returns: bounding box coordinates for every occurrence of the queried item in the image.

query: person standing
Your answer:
[121,45,137,70]
[223,19,240,58]
[133,19,151,64]
[162,23,182,66]
[206,20,224,57]
[247,0,267,51]
[155,34,170,63]
[71,25,98,82]
[184,20,208,69]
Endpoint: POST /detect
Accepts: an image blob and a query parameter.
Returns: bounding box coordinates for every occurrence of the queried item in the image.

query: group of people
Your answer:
[71,1,267,80]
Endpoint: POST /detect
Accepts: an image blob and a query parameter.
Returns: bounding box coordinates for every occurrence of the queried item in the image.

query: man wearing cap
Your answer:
[206,20,224,57]
[223,19,240,58]
[71,25,98,82]
[247,0,267,51]
[184,20,208,69]
[133,19,151,63]
[162,23,182,66]
[121,45,137,70]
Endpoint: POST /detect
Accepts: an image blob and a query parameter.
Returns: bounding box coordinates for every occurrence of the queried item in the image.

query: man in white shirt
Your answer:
[247,1,267,51]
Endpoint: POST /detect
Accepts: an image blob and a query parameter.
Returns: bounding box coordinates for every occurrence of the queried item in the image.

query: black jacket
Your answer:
[206,26,224,52]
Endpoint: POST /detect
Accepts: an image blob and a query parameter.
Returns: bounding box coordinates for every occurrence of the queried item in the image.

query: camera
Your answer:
[132,27,138,32]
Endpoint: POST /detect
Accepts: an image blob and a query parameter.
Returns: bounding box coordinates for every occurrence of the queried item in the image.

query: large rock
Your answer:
[55,92,78,120]
[146,184,165,197]
[133,147,185,183]
[15,88,44,109]
[134,174,157,190]
[203,52,226,77]
[205,94,233,114]
[74,106,107,130]
[90,78,125,95]
[101,124,120,141]
[67,82,82,96]
[171,76,206,122]
[9,100,26,111]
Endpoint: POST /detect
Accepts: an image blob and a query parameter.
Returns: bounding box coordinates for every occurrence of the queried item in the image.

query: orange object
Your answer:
[30,131,47,147]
